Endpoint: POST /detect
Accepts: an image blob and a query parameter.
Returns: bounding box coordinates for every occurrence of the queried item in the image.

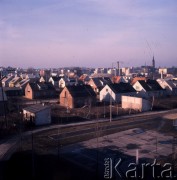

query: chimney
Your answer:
[117,61,119,76]
[161,71,163,79]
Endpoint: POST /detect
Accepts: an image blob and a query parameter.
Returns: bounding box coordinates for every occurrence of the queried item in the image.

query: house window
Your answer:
[106,89,108,92]
[64,91,67,98]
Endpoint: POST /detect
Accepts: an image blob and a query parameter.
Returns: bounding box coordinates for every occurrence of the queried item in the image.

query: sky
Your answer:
[0,0,177,68]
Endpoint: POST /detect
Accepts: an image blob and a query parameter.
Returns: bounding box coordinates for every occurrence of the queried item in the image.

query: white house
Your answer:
[122,96,152,112]
[49,76,68,88]
[2,75,14,87]
[23,104,51,126]
[133,80,164,98]
[39,76,46,83]
[100,83,137,103]
[157,79,177,96]
[49,77,61,87]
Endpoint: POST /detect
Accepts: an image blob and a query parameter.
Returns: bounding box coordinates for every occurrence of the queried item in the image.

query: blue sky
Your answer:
[0,0,177,68]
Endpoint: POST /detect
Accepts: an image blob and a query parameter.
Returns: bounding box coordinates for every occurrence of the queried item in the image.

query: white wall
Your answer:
[100,85,115,102]
[122,96,151,112]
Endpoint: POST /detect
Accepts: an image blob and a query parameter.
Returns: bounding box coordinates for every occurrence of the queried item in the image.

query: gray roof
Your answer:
[51,76,62,82]
[109,82,136,94]
[92,77,111,87]
[138,80,164,91]
[23,104,50,113]
[29,82,55,91]
[66,85,96,98]
[166,80,177,89]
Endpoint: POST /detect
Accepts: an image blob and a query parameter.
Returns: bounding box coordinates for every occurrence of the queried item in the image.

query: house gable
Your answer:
[25,83,33,99]
[60,87,73,108]
[133,81,147,92]
[60,85,96,108]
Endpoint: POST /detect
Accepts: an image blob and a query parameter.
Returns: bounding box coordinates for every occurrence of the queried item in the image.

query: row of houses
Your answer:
[59,78,177,109]
[1,72,177,107]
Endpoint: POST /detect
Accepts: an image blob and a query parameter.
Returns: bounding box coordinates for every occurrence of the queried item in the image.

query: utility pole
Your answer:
[57,117,60,160]
[32,131,35,179]
[151,95,155,111]
[110,90,112,122]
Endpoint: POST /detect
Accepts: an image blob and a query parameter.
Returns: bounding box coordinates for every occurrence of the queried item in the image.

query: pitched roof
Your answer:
[91,77,111,87]
[165,80,177,89]
[91,78,103,87]
[102,77,112,84]
[112,76,121,83]
[138,80,152,91]
[146,80,163,91]
[69,78,77,83]
[23,104,50,113]
[2,75,14,83]
[9,76,21,83]
[29,82,55,91]
[51,76,62,82]
[16,79,30,87]
[108,82,136,93]
[66,85,96,98]
[131,77,147,85]
[79,74,89,81]
[138,80,163,91]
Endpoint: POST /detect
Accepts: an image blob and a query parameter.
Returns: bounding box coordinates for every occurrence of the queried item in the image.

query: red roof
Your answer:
[131,77,147,85]
[112,76,121,83]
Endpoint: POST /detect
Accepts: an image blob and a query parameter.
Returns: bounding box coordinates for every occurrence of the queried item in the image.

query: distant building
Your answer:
[23,104,51,126]
[159,68,167,79]
[79,74,90,84]
[152,56,155,69]
[39,69,51,82]
[94,68,107,74]
[121,67,133,76]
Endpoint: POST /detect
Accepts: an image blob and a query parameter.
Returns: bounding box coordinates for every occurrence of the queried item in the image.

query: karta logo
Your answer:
[104,158,113,179]
[104,158,175,179]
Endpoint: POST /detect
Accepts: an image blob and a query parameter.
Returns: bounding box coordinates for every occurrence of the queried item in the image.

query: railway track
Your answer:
[40,111,165,138]
[46,115,161,145]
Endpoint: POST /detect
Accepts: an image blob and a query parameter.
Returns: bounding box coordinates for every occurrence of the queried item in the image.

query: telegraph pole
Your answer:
[110,90,112,122]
